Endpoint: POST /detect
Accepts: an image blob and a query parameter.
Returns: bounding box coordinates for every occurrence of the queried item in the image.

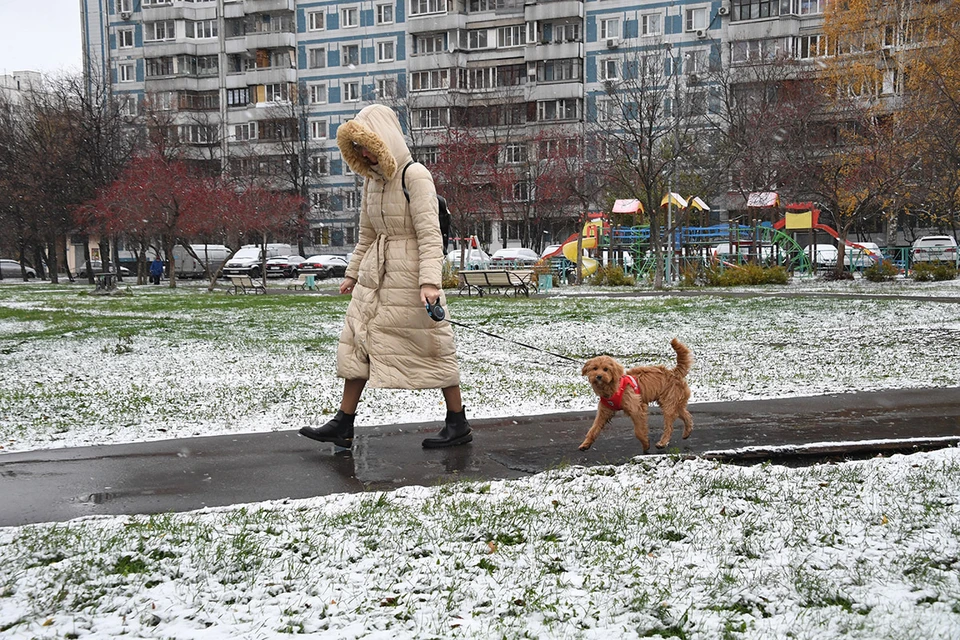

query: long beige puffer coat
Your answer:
[335,104,460,389]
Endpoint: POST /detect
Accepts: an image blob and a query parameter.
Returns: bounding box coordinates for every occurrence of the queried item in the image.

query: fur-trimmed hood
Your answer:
[336,104,411,182]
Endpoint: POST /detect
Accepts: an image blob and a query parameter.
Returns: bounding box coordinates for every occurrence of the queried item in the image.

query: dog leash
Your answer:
[426,301,580,364]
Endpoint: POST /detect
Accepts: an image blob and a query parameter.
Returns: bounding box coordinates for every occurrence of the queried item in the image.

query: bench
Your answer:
[287,273,318,291]
[94,272,118,292]
[457,269,535,297]
[228,275,265,294]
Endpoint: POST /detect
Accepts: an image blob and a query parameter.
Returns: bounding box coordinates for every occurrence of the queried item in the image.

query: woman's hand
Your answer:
[340,277,357,295]
[420,284,440,306]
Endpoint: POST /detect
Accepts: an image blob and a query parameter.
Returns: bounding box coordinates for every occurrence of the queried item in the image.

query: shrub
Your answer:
[864,259,899,282]
[441,261,460,289]
[911,262,958,282]
[589,264,636,287]
[705,264,789,287]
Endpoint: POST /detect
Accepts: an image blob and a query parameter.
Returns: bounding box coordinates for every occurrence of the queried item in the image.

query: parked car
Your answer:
[172,244,231,279]
[540,244,563,258]
[490,248,540,267]
[265,255,307,278]
[301,255,349,279]
[0,259,37,280]
[222,244,295,279]
[804,244,838,269]
[911,235,959,266]
[712,243,780,264]
[75,261,131,277]
[444,248,491,270]
[843,242,884,269]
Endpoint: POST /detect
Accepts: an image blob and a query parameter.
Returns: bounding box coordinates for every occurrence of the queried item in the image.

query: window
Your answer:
[233,122,257,141]
[641,13,661,37]
[345,190,360,210]
[418,147,439,164]
[118,28,135,49]
[599,18,620,40]
[308,11,325,31]
[119,94,138,116]
[468,29,489,49]
[537,59,580,82]
[498,25,524,47]
[504,143,526,164]
[685,50,704,74]
[186,20,217,39]
[145,57,174,77]
[341,45,359,67]
[732,0,781,21]
[410,69,449,91]
[311,155,329,176]
[685,8,707,31]
[118,62,135,82]
[376,78,397,98]
[512,181,529,202]
[497,64,524,87]
[264,82,289,101]
[340,6,359,27]
[411,107,449,129]
[730,38,780,64]
[308,47,326,69]
[309,83,328,104]
[537,98,579,121]
[376,3,393,24]
[179,124,214,144]
[310,120,328,140]
[344,81,360,102]
[599,58,618,81]
[227,88,249,107]
[793,34,825,59]
[119,0,132,12]
[538,138,578,158]
[415,34,444,54]
[551,22,580,43]
[410,0,448,17]
[800,0,824,14]
[377,40,395,62]
[145,20,176,41]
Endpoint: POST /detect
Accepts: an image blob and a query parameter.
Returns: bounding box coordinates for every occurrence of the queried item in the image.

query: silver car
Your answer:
[0,259,37,280]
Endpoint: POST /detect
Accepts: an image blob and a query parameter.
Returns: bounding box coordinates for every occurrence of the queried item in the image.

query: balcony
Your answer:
[527,80,582,102]
[243,66,296,86]
[406,51,462,72]
[406,11,466,35]
[525,0,583,22]
[525,41,583,62]
[242,0,295,12]
[245,31,296,50]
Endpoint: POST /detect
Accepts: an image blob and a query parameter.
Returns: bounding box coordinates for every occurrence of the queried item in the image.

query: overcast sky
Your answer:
[0,0,84,76]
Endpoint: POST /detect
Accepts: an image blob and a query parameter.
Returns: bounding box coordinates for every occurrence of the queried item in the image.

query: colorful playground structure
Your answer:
[536,196,890,281]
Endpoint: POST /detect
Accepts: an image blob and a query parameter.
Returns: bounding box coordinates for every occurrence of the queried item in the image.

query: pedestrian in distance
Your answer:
[298,104,472,450]
[149,256,163,285]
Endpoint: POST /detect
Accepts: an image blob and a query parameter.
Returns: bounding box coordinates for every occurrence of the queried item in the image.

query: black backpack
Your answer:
[402,161,451,255]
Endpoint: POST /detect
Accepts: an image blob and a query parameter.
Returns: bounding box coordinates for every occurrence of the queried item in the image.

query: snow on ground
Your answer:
[0,276,958,639]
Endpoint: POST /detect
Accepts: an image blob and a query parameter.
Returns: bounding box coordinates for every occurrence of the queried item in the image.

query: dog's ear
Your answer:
[581,360,592,376]
[611,358,625,379]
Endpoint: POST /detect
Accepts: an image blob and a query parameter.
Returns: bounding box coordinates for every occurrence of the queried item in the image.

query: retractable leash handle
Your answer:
[424,301,579,364]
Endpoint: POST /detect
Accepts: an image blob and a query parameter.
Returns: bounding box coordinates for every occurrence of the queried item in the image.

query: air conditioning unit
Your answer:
[695,29,707,40]
[606,37,619,49]
[120,10,132,19]
[717,5,730,16]
[686,73,699,85]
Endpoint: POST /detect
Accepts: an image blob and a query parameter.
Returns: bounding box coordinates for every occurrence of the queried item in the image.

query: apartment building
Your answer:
[80,0,834,248]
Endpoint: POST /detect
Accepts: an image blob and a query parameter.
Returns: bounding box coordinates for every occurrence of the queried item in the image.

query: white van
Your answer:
[222,243,294,278]
[173,244,231,279]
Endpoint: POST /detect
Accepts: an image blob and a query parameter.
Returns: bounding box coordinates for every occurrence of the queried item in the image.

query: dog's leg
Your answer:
[680,406,693,439]
[627,402,650,453]
[579,404,615,451]
[657,408,676,449]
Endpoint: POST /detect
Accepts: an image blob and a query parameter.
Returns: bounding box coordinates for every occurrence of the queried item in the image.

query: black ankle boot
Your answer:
[422,408,473,449]
[299,410,355,448]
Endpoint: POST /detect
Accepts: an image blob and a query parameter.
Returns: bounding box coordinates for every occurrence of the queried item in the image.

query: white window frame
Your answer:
[345,190,360,210]
[376,78,397,98]
[308,47,326,69]
[309,83,328,104]
[504,142,526,164]
[377,40,395,62]
[340,6,359,28]
[233,122,257,141]
[497,25,525,48]
[409,0,448,17]
[599,58,618,81]
[118,28,135,48]
[308,11,325,31]
[685,7,707,32]
[119,94,138,116]
[641,13,661,37]
[145,20,176,42]
[310,120,328,140]
[376,3,394,24]
[343,81,360,102]
[118,62,135,82]
[311,155,329,177]
[600,18,620,41]
[119,0,132,12]
[186,19,217,39]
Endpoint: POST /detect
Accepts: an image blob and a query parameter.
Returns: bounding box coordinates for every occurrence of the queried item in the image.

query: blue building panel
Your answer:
[586,15,597,42]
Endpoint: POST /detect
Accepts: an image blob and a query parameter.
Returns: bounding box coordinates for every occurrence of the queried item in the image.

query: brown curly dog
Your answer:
[579,338,693,453]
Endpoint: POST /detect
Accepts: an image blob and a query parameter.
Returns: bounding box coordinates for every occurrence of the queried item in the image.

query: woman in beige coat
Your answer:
[299,104,471,449]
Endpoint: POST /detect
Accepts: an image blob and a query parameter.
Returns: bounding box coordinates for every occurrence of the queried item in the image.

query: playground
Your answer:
[537,193,897,283]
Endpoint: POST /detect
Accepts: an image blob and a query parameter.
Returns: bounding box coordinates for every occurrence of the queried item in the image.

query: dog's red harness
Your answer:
[601,375,640,411]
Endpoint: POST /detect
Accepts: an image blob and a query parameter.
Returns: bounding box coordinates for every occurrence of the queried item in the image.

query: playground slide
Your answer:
[774,215,882,264]
[546,219,603,277]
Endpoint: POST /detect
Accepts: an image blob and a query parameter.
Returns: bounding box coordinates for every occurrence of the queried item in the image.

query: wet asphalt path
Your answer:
[1,387,958,527]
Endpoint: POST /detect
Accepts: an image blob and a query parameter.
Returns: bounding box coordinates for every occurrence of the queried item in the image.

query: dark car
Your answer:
[76,261,131,278]
[265,255,307,278]
[301,255,349,279]
[0,259,37,280]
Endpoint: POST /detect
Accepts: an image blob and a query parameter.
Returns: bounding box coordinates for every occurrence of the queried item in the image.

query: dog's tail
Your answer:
[670,338,692,378]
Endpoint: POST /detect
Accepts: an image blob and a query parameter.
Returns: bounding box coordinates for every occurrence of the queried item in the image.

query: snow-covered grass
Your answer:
[1,277,959,639]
